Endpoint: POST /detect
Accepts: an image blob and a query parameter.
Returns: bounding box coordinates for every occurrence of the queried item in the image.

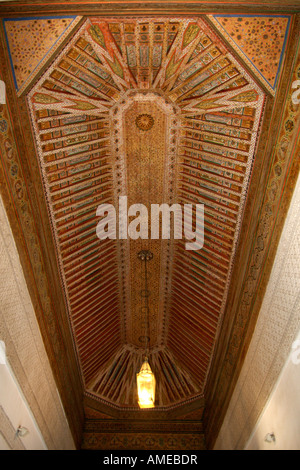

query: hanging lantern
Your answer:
[137,357,156,408]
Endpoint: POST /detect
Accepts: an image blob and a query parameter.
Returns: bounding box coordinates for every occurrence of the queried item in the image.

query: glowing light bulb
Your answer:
[136,358,156,409]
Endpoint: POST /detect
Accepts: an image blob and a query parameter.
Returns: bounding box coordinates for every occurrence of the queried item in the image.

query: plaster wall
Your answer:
[214,173,300,450]
[245,330,300,450]
[0,194,76,450]
[0,341,47,450]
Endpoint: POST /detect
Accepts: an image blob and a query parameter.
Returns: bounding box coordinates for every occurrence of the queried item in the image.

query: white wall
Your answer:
[0,342,47,450]
[0,195,76,450]
[245,330,300,450]
[214,172,300,450]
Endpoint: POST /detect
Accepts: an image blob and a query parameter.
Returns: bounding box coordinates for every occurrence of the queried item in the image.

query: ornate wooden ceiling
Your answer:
[25,16,267,408]
[0,1,299,450]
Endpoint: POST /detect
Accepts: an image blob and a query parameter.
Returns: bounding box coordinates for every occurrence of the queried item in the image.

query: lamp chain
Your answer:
[144,254,149,358]
[138,250,152,360]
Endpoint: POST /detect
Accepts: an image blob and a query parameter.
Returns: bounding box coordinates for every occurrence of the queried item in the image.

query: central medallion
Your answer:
[135,113,155,131]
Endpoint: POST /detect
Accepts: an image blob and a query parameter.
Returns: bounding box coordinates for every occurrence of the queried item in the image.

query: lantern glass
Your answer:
[136,359,156,408]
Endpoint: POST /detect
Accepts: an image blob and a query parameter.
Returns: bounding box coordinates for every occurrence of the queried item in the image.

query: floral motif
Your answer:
[135,113,155,131]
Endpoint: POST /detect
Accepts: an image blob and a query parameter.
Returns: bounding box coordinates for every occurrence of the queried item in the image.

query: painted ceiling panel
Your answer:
[23,16,269,408]
[209,14,291,93]
[4,16,82,94]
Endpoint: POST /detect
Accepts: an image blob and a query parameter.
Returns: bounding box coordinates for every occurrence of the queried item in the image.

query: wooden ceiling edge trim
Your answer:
[0,2,300,17]
[83,392,205,420]
[0,27,85,448]
[84,391,206,414]
[203,16,300,449]
[83,418,204,434]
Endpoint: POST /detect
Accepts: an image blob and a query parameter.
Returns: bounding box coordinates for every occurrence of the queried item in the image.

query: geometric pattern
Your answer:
[209,15,291,94]
[88,345,200,408]
[3,16,82,95]
[27,17,266,408]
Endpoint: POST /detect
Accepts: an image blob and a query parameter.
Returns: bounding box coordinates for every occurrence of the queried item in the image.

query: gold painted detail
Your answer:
[135,113,155,131]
